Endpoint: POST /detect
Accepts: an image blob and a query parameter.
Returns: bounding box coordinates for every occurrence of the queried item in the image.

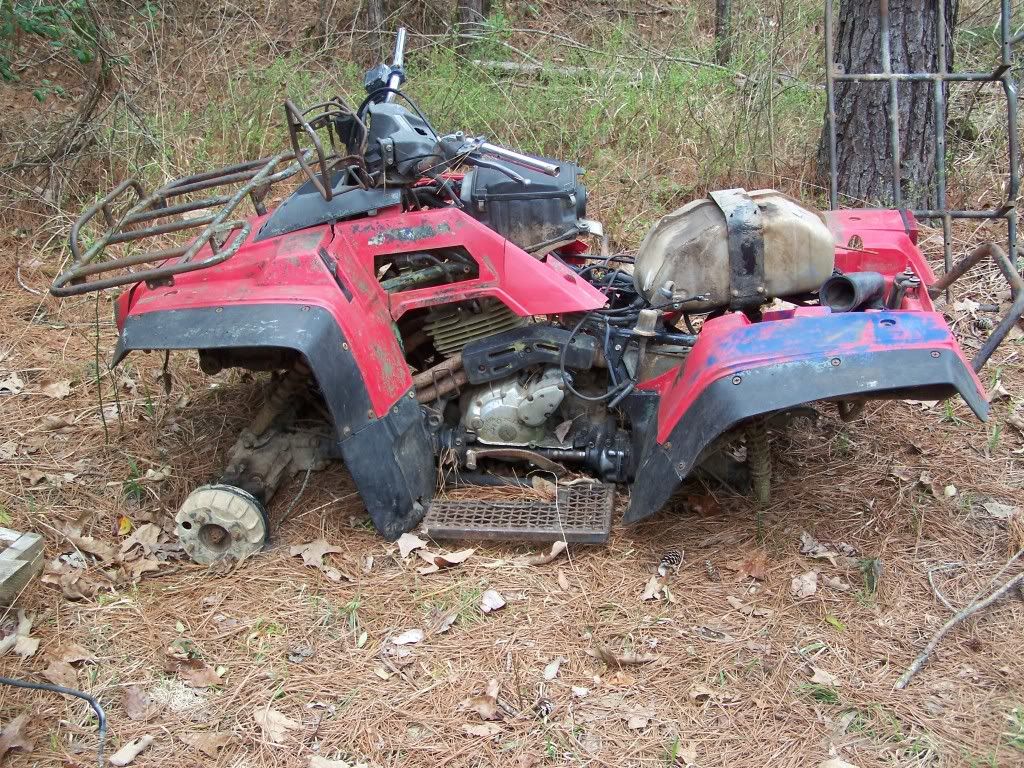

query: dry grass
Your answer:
[0,226,1023,767]
[1,2,1023,766]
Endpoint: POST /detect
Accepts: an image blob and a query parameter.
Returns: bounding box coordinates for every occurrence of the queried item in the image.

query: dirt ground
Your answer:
[0,221,1022,768]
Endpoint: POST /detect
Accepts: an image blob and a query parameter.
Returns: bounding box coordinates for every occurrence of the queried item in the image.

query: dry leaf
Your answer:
[726,595,773,618]
[688,683,738,704]
[124,686,161,722]
[463,679,501,721]
[120,523,161,557]
[799,531,839,565]
[640,575,671,602]
[127,557,162,581]
[181,731,234,758]
[0,714,33,760]
[290,539,344,568]
[818,760,859,768]
[983,501,1018,519]
[390,628,425,645]
[53,642,92,664]
[68,535,118,563]
[821,575,852,592]
[1,610,38,658]
[41,659,77,688]
[603,670,636,687]
[416,547,474,574]
[0,441,18,460]
[41,566,98,601]
[109,735,155,766]
[463,722,501,737]
[428,608,458,635]
[726,549,768,580]
[396,532,427,558]
[626,713,652,730]
[542,657,564,681]
[479,589,506,614]
[554,419,573,443]
[41,414,74,431]
[176,659,223,688]
[0,372,25,395]
[531,475,557,499]
[591,643,660,668]
[519,540,567,566]
[40,379,72,399]
[18,469,46,486]
[571,686,590,698]
[791,570,819,599]
[677,742,698,766]
[309,757,359,768]
[685,493,721,516]
[810,666,840,687]
[309,758,357,768]
[556,570,572,591]
[253,706,300,744]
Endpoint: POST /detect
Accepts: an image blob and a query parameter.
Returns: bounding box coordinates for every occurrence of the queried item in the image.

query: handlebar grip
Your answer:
[479,142,560,176]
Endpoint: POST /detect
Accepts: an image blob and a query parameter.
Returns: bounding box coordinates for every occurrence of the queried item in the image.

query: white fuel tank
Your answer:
[633,189,834,311]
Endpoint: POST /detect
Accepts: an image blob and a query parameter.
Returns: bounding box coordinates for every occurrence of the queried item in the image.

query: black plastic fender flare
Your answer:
[625,348,988,524]
[113,304,434,540]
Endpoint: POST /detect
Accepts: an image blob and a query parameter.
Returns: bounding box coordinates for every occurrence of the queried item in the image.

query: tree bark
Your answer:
[457,0,490,42]
[714,0,732,66]
[366,0,385,58]
[820,0,958,209]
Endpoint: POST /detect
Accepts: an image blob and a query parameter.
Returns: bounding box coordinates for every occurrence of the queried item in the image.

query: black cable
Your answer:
[559,313,632,403]
[0,676,106,766]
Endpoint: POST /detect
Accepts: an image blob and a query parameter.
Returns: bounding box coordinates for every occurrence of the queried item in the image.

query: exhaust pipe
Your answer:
[819,271,886,313]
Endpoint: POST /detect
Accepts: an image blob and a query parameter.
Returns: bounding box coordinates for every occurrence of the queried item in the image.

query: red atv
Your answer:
[53,30,1023,564]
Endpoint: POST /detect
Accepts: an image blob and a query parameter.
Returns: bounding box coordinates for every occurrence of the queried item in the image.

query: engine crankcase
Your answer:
[462,368,566,445]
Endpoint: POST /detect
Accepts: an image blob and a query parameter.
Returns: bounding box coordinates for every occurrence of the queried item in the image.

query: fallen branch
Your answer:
[896,568,1024,690]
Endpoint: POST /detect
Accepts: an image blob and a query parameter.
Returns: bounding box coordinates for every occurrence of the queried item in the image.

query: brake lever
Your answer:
[465,155,530,185]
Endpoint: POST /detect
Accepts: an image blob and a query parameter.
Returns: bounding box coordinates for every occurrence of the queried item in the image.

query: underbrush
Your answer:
[0,0,1015,254]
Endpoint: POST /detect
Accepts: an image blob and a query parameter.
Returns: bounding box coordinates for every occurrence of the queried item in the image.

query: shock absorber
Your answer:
[746,419,771,504]
[248,359,312,438]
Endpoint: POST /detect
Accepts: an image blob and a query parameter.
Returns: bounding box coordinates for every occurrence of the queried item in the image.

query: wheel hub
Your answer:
[175,484,269,564]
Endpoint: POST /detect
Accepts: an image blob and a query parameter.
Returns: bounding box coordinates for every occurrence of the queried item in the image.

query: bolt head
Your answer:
[830,357,841,367]
[930,350,940,358]
[731,375,742,385]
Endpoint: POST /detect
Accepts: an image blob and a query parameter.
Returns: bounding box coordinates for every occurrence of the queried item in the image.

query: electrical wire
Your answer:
[0,676,106,766]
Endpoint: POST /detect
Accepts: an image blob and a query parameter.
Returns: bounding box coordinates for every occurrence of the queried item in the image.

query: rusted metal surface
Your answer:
[52,152,313,297]
[424,481,614,544]
[823,0,1019,276]
[283,98,371,202]
[926,242,1024,371]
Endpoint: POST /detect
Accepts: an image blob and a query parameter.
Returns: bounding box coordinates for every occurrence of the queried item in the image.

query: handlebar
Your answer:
[384,28,407,104]
[478,142,560,177]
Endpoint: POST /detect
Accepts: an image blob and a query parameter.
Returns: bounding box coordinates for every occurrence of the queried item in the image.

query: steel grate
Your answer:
[424,481,614,544]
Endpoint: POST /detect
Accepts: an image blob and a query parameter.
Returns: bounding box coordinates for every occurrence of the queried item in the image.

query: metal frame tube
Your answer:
[822,0,1021,368]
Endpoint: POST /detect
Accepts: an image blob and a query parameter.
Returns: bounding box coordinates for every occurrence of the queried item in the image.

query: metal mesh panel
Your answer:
[424,482,614,544]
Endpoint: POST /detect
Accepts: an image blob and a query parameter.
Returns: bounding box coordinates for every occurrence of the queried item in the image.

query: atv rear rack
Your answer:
[51,151,312,297]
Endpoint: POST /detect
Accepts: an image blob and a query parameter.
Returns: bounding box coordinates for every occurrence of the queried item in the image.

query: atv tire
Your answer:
[175,484,269,565]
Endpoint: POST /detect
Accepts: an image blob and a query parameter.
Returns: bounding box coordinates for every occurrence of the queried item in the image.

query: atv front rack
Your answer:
[51,151,311,297]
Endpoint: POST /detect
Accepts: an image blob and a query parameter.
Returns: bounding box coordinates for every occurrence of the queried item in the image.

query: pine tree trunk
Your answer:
[366,0,385,58]
[714,0,732,66]
[457,0,489,43]
[820,0,958,209]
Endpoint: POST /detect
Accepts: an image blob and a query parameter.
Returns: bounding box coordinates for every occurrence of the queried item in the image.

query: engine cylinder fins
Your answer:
[175,484,269,564]
[423,300,526,358]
